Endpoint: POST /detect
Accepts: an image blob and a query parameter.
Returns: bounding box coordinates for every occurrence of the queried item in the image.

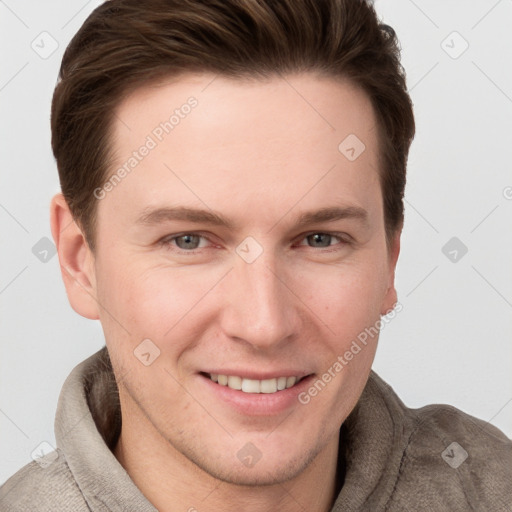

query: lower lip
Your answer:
[198,373,315,416]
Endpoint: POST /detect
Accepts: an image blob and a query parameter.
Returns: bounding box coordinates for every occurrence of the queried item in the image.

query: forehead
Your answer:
[113,72,377,146]
[104,72,382,229]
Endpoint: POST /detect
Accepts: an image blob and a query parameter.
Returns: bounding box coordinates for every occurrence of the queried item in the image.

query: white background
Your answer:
[1,0,511,484]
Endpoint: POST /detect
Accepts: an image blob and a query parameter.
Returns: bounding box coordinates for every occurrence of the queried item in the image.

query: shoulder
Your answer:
[390,402,512,510]
[0,449,89,512]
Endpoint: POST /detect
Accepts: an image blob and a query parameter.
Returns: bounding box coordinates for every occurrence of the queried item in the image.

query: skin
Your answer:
[51,72,401,512]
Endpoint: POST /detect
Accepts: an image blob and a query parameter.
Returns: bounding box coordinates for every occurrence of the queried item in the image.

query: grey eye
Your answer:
[306,233,334,248]
[175,234,202,250]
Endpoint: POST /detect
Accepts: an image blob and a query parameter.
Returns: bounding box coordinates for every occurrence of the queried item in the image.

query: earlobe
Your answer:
[380,230,401,316]
[50,193,100,320]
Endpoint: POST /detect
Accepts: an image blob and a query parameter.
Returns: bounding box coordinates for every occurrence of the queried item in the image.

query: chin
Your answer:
[183,441,319,488]
[204,461,306,488]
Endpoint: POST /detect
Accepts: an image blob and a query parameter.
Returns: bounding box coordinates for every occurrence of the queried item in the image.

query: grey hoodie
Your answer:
[1,347,511,511]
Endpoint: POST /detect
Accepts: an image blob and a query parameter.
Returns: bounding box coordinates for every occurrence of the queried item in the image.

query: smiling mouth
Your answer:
[200,372,309,394]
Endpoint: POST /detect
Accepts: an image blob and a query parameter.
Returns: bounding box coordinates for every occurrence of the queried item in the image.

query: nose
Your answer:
[218,249,300,351]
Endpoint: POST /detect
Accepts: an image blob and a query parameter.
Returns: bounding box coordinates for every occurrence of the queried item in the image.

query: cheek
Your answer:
[96,260,220,347]
[296,259,388,334]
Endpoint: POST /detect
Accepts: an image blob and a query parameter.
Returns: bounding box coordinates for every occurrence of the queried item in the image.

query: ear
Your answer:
[50,193,100,320]
[380,226,401,316]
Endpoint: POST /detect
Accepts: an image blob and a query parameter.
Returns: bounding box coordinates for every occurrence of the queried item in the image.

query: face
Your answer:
[85,72,399,485]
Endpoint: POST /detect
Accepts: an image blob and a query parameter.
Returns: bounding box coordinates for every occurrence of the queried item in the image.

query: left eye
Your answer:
[297,233,345,248]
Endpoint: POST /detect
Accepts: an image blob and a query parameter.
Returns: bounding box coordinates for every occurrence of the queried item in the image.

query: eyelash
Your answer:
[158,231,352,255]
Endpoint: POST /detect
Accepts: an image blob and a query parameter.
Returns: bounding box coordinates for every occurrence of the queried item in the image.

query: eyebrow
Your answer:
[135,205,369,231]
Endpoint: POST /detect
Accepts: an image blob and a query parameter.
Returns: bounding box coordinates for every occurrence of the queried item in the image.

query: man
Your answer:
[1,0,510,510]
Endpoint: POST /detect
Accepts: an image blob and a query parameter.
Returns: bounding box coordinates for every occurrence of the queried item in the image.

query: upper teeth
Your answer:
[209,374,299,393]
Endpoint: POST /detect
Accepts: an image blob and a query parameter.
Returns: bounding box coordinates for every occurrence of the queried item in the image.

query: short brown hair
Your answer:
[51,0,415,251]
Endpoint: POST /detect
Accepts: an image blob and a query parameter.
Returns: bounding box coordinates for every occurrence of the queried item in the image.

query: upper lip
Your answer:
[200,370,313,380]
